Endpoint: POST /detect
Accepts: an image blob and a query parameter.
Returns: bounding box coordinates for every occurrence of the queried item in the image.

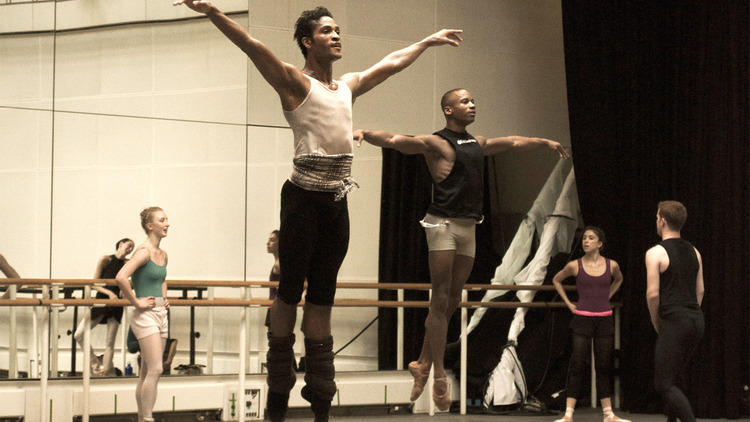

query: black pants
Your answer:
[566,314,614,400]
[277,180,350,306]
[654,308,704,422]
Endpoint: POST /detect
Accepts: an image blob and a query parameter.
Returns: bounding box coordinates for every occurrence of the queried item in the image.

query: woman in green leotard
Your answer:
[116,206,170,422]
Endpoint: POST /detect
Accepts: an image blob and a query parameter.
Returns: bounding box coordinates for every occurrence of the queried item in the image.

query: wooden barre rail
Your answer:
[0,278,575,291]
[0,297,620,309]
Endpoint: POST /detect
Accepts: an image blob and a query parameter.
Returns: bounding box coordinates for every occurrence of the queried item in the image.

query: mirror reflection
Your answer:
[1,0,569,388]
[1,0,384,380]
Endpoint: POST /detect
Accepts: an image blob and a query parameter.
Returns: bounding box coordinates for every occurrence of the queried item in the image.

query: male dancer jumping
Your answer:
[174,2,462,420]
[645,200,704,422]
[354,88,568,409]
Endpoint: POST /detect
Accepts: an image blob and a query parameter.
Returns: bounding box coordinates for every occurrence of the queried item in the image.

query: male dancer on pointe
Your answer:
[174,2,462,420]
[354,88,568,409]
[645,200,704,422]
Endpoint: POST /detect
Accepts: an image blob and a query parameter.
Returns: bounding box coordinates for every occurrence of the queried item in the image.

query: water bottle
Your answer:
[125,362,133,376]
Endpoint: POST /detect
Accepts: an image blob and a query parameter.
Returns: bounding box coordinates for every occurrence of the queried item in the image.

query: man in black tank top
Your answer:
[645,200,705,422]
[354,88,568,409]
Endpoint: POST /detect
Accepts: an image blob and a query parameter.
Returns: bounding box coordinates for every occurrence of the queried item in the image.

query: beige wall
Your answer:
[0,0,570,374]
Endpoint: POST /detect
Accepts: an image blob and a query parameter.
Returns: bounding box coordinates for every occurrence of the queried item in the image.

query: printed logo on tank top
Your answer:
[457,138,477,145]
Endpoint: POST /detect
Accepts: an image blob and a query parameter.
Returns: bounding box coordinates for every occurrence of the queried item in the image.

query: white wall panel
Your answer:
[0,34,55,109]
[0,0,571,377]
[0,108,52,278]
[0,2,55,33]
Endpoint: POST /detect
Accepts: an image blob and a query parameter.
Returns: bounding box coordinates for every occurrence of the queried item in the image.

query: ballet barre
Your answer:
[0,278,616,422]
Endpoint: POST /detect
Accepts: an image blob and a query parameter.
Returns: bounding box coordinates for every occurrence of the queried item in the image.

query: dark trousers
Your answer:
[654,309,704,422]
[277,180,350,306]
[566,314,615,400]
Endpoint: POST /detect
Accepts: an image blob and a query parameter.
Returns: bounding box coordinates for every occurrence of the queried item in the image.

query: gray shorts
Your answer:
[421,213,477,258]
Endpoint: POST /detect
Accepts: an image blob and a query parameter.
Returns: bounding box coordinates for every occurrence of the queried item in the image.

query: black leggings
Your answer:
[654,309,704,422]
[278,181,350,306]
[566,315,614,400]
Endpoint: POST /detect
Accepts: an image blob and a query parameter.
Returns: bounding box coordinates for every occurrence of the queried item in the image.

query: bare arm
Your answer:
[115,248,154,310]
[353,129,435,155]
[609,259,624,299]
[342,29,463,99]
[162,253,170,309]
[174,0,307,107]
[645,247,663,333]
[481,135,569,158]
[0,254,20,279]
[695,248,704,306]
[552,261,577,313]
[0,254,20,299]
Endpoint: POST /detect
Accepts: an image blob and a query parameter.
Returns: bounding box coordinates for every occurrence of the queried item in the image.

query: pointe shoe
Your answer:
[408,361,430,401]
[603,414,631,422]
[432,377,451,411]
[553,416,572,422]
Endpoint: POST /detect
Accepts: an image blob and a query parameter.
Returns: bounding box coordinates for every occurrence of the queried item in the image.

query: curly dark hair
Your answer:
[293,6,333,58]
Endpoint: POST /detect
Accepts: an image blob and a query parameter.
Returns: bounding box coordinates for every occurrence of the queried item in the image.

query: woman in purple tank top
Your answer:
[551,227,630,422]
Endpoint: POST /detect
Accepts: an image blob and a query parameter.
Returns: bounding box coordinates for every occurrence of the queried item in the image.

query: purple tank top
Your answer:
[573,258,613,316]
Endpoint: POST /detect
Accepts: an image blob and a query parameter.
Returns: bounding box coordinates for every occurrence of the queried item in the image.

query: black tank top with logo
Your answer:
[659,238,700,315]
[426,128,484,220]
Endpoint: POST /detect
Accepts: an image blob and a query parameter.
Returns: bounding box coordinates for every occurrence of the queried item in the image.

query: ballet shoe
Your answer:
[553,416,572,422]
[603,414,631,422]
[432,377,451,411]
[408,361,430,401]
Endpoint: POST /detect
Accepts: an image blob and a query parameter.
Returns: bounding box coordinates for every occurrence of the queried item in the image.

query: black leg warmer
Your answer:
[266,333,296,421]
[301,336,336,421]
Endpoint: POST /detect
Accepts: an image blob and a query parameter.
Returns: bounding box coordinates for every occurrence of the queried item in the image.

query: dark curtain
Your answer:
[378,150,502,369]
[562,1,749,418]
[377,149,432,370]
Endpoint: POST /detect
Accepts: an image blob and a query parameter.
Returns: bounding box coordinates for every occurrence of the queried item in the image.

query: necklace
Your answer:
[303,69,337,90]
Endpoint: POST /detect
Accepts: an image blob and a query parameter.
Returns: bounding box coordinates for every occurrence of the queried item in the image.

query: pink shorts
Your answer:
[130,298,168,339]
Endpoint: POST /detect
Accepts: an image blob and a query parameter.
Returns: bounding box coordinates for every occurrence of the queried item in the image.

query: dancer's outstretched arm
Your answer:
[342,29,463,99]
[174,0,307,108]
[0,254,20,299]
[353,129,437,155]
[0,254,19,279]
[480,135,569,158]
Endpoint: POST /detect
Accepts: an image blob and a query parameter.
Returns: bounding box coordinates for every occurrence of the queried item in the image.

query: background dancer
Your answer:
[116,207,170,422]
[74,238,134,376]
[551,227,629,422]
[645,201,704,422]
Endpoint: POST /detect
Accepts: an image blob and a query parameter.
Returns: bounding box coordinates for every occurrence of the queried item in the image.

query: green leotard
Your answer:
[132,259,166,298]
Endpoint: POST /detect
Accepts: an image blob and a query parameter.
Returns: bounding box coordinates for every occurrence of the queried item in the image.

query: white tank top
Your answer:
[283,74,356,197]
[284,74,353,156]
